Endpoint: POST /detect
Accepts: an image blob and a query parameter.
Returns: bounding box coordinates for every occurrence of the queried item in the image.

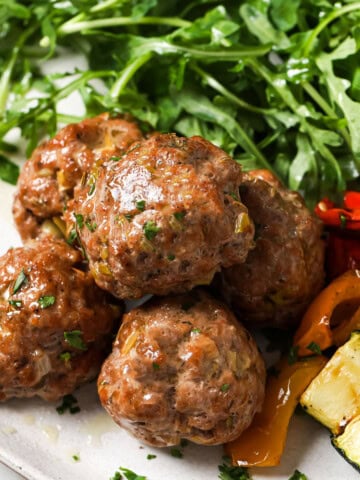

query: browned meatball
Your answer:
[0,238,122,401]
[98,290,265,447]
[13,113,144,241]
[68,134,254,299]
[220,170,325,328]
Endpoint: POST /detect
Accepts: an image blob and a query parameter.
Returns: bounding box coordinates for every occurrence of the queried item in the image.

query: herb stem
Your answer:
[248,58,344,189]
[191,64,275,116]
[110,51,153,99]
[58,16,191,35]
[302,81,352,148]
[303,2,360,56]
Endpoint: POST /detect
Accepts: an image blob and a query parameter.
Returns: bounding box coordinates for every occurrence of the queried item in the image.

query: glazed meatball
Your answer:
[13,113,143,241]
[69,133,254,299]
[0,238,121,401]
[220,170,325,328]
[98,290,265,447]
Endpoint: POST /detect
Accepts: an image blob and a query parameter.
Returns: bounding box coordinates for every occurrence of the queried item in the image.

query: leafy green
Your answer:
[288,470,308,480]
[1,0,360,204]
[218,459,251,480]
[38,295,56,309]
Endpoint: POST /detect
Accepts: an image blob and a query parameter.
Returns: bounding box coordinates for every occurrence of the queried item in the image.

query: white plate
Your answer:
[0,53,359,480]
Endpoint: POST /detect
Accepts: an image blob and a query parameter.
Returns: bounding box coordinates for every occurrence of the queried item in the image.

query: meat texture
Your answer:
[98,289,265,446]
[220,169,325,328]
[13,113,143,241]
[69,133,254,299]
[0,238,122,401]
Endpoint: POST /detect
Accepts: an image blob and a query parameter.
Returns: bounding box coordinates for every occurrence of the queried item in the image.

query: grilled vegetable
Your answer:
[300,331,360,471]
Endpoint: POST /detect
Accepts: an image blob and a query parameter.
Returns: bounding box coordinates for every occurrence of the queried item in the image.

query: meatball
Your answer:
[98,289,265,447]
[13,113,143,241]
[69,133,254,299]
[220,170,325,328]
[0,238,121,401]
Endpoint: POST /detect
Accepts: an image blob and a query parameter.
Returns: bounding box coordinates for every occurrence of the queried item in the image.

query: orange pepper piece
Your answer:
[293,269,360,356]
[225,355,327,467]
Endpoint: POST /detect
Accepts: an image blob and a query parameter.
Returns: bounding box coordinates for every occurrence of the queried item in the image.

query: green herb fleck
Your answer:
[191,328,201,334]
[88,183,96,196]
[173,211,186,221]
[288,470,308,480]
[288,346,299,365]
[221,383,230,393]
[110,156,121,162]
[56,394,80,415]
[306,341,322,355]
[13,269,27,294]
[152,362,160,370]
[72,454,80,462]
[124,214,134,222]
[167,253,175,261]
[38,295,56,309]
[146,454,156,460]
[136,200,146,212]
[218,457,251,480]
[8,299,22,308]
[64,330,87,351]
[74,213,84,228]
[170,447,183,459]
[143,221,160,241]
[59,352,72,362]
[85,219,97,232]
[111,467,147,480]
[339,213,347,229]
[66,229,77,245]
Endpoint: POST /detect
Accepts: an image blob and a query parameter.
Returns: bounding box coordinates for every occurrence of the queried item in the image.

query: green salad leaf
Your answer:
[1,0,360,205]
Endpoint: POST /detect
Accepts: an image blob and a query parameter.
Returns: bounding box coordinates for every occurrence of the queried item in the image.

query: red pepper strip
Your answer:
[293,269,360,356]
[315,195,360,230]
[343,191,360,210]
[224,355,327,467]
[326,232,360,280]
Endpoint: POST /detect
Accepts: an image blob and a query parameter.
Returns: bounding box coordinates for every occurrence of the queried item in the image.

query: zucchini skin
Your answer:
[332,415,360,472]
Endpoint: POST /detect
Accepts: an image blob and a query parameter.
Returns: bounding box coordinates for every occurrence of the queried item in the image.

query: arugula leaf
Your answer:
[0,153,19,185]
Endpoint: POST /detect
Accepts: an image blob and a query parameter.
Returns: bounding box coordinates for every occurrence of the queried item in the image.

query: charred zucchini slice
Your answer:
[300,330,360,435]
[332,415,360,472]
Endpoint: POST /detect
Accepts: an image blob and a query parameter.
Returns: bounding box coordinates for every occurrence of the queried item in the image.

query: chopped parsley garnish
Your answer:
[56,394,80,415]
[146,454,156,460]
[228,192,239,201]
[59,352,72,362]
[143,221,160,241]
[38,295,56,309]
[64,330,87,351]
[124,214,134,222]
[170,447,183,458]
[72,454,80,462]
[221,383,230,393]
[110,156,121,162]
[74,213,84,228]
[66,229,78,245]
[218,458,251,480]
[173,210,186,221]
[85,219,97,232]
[288,470,308,480]
[288,345,299,365]
[88,182,96,196]
[8,299,22,308]
[191,328,201,334]
[13,269,27,294]
[306,341,322,355]
[136,200,146,212]
[167,253,175,261]
[152,362,160,370]
[339,213,347,229]
[110,467,147,480]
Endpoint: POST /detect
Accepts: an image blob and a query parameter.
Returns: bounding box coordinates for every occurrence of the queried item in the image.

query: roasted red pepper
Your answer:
[315,191,360,279]
[225,355,327,467]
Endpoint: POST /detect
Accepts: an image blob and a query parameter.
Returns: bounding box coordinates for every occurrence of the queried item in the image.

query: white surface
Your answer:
[0,53,359,480]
